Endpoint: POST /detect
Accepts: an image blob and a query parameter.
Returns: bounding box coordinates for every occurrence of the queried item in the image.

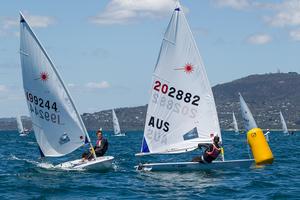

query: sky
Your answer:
[0,0,299,117]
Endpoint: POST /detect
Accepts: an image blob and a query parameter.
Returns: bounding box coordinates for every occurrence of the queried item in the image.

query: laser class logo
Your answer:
[174,63,194,74]
[40,72,49,81]
[59,133,70,145]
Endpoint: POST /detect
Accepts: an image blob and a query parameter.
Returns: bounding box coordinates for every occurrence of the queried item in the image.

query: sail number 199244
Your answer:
[26,92,61,124]
[26,92,58,112]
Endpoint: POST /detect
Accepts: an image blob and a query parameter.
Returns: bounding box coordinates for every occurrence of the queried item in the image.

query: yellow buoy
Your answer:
[247,128,274,165]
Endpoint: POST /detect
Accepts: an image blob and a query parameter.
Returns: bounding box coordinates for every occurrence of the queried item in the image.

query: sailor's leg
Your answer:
[192,156,202,162]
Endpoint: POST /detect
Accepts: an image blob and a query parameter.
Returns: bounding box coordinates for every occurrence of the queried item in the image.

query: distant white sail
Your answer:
[232,112,239,133]
[20,13,88,157]
[139,3,221,155]
[16,115,25,134]
[239,93,257,132]
[112,109,121,135]
[279,111,288,134]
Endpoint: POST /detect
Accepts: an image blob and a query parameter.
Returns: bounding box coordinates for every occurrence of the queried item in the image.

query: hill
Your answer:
[214,72,300,129]
[1,72,299,131]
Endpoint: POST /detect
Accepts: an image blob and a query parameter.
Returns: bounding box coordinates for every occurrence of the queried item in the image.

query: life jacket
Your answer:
[206,143,221,159]
[96,139,101,147]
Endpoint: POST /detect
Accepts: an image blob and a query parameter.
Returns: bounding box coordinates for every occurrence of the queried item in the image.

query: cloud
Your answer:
[85,81,110,89]
[246,34,272,45]
[0,17,17,37]
[0,85,8,92]
[23,15,55,28]
[0,85,25,102]
[289,29,300,41]
[263,0,300,27]
[211,0,300,27]
[211,1,300,42]
[0,14,55,37]
[89,0,177,25]
[212,0,251,10]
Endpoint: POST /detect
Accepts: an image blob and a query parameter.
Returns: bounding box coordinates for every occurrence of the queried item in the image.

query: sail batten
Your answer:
[139,3,221,155]
[20,13,89,157]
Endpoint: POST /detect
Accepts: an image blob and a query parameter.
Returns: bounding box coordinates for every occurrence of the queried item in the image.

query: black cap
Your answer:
[214,136,220,143]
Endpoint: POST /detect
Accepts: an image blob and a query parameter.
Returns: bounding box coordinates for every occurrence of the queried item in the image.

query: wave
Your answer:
[8,154,57,170]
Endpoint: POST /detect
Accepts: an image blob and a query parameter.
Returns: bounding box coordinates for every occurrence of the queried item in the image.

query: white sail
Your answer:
[16,115,25,134]
[20,13,88,157]
[232,112,239,133]
[279,111,288,134]
[239,93,257,132]
[112,109,121,135]
[139,3,221,155]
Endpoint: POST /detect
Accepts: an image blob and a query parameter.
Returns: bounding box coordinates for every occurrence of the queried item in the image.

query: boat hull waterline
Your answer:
[56,156,114,171]
[136,159,254,171]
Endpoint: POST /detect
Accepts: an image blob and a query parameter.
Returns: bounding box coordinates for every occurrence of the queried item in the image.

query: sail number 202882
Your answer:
[153,80,200,106]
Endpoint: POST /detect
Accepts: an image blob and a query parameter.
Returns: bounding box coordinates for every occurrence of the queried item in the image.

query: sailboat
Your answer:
[239,93,257,133]
[135,3,253,171]
[112,109,125,136]
[19,12,113,170]
[239,93,270,141]
[232,112,239,134]
[17,115,29,136]
[239,93,274,163]
[279,111,289,135]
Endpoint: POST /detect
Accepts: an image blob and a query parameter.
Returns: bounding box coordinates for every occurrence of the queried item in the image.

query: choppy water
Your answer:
[0,130,299,199]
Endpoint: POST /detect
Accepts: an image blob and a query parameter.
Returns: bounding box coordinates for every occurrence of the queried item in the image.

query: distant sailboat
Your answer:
[17,115,29,136]
[279,111,289,135]
[239,93,269,141]
[135,2,253,171]
[20,12,113,170]
[112,109,125,136]
[232,112,239,134]
[239,93,257,132]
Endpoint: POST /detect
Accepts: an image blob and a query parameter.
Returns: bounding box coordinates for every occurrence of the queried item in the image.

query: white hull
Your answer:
[136,159,254,171]
[19,131,30,137]
[113,133,126,137]
[56,156,114,171]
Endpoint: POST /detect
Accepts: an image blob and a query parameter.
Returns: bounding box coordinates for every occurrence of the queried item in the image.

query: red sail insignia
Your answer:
[40,72,49,81]
[174,63,194,74]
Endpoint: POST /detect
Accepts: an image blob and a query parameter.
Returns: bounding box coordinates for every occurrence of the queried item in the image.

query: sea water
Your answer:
[0,130,299,199]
